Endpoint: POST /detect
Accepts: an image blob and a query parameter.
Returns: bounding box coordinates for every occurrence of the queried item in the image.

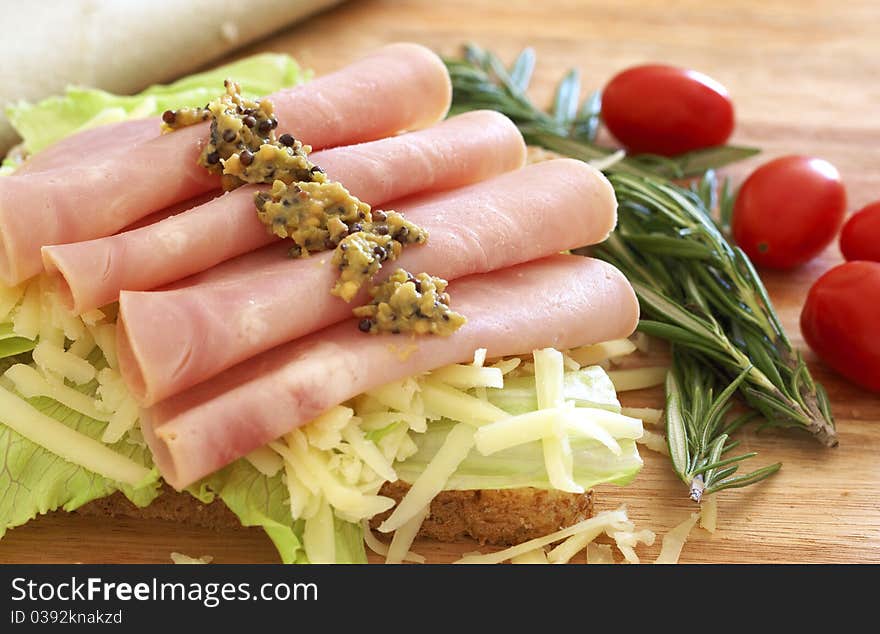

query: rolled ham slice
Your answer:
[141,254,640,490]
[42,110,525,313]
[0,42,451,286]
[119,158,617,406]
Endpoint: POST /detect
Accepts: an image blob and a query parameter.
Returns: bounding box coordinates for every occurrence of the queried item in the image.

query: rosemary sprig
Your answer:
[595,173,836,447]
[666,349,782,501]
[444,44,837,499]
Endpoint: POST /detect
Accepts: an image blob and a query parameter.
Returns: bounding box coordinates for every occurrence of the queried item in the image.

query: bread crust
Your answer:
[77,483,593,547]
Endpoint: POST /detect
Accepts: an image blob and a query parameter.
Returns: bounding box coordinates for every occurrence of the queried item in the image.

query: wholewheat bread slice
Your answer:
[76,483,594,547]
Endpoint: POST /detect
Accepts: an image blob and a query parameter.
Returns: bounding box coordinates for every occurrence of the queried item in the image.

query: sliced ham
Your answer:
[118,158,618,406]
[17,118,161,175]
[42,110,525,313]
[0,43,451,286]
[141,254,640,490]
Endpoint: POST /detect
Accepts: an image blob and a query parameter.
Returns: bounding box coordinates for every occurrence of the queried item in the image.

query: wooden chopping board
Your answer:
[1,0,878,564]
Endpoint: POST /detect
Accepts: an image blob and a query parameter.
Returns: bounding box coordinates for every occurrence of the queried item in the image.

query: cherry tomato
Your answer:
[732,156,846,269]
[800,261,880,392]
[601,64,735,156]
[840,201,880,262]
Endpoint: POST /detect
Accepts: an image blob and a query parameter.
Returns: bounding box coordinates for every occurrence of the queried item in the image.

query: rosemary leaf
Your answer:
[553,69,581,127]
[509,48,536,93]
[707,463,783,494]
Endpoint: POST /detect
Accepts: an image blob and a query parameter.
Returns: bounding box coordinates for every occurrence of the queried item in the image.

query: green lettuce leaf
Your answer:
[0,323,35,359]
[396,366,642,490]
[396,420,642,491]
[3,53,307,163]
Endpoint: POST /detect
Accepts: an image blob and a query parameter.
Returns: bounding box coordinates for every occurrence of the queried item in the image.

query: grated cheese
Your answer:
[455,508,630,564]
[46,285,85,342]
[385,504,429,564]
[620,406,663,425]
[582,409,644,439]
[0,384,151,485]
[419,379,508,424]
[607,367,668,392]
[473,409,560,455]
[273,431,394,521]
[244,445,284,477]
[511,548,550,564]
[359,411,426,433]
[87,323,118,369]
[568,339,637,367]
[101,394,140,443]
[366,377,419,412]
[303,497,336,564]
[67,330,96,359]
[362,522,425,563]
[637,429,669,456]
[170,553,213,564]
[95,368,130,413]
[491,357,521,375]
[304,406,353,450]
[341,422,398,483]
[700,495,718,533]
[378,423,475,533]
[472,348,487,367]
[282,461,316,520]
[351,392,387,415]
[562,411,622,455]
[428,364,503,389]
[542,434,581,493]
[38,279,65,348]
[534,349,581,493]
[5,364,110,422]
[12,279,41,340]
[655,512,701,564]
[610,529,656,564]
[392,432,419,462]
[546,525,607,564]
[586,543,615,564]
[79,308,107,327]
[534,348,565,408]
[32,341,96,385]
[375,421,411,463]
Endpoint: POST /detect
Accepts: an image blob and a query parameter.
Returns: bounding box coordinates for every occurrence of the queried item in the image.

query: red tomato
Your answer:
[840,201,880,262]
[732,156,847,269]
[601,64,735,156]
[800,261,880,392]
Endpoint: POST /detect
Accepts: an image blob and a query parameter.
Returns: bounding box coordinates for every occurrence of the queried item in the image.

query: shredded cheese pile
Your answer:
[267,344,655,564]
[0,275,146,484]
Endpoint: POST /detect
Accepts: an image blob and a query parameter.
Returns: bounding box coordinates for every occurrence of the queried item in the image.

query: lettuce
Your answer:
[2,53,307,168]
[0,323,34,359]
[396,367,642,491]
[396,420,642,491]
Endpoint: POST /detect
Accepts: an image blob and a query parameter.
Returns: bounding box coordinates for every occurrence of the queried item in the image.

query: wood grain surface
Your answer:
[2,0,878,564]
